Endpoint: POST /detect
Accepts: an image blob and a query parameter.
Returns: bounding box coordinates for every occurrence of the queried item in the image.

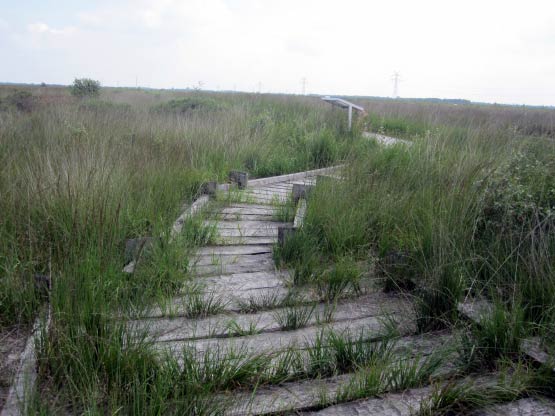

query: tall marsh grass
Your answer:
[0,87,353,412]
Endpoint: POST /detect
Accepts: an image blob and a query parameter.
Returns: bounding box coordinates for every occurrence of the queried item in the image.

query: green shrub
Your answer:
[70,78,101,98]
[1,90,36,112]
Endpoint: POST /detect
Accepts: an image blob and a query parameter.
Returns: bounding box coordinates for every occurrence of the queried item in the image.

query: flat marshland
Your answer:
[1,85,555,414]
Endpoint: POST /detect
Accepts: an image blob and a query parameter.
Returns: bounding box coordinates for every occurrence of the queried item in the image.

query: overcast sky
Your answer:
[1,0,554,105]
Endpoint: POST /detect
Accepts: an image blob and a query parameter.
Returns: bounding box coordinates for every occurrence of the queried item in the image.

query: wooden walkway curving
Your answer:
[126,165,555,415]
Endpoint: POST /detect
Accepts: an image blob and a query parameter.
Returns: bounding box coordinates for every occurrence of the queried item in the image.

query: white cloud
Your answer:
[2,0,554,104]
[27,22,75,36]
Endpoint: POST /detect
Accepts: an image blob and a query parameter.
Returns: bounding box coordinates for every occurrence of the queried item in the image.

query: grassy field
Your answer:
[1,85,555,413]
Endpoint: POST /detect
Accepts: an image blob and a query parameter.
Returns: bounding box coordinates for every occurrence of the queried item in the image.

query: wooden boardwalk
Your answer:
[125,166,555,415]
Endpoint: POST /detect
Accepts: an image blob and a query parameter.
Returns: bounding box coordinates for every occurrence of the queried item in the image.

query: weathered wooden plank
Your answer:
[193,252,273,267]
[262,184,294,191]
[193,260,276,276]
[226,332,454,416]
[242,195,288,205]
[141,287,293,318]
[473,397,555,416]
[457,298,494,323]
[214,236,277,245]
[220,204,277,215]
[306,373,503,416]
[170,195,211,238]
[132,292,411,342]
[210,221,287,229]
[156,313,415,359]
[193,270,289,294]
[196,245,273,256]
[248,166,343,188]
[521,338,555,371]
[246,188,290,197]
[294,199,307,228]
[220,213,277,221]
[459,299,555,372]
[216,228,278,238]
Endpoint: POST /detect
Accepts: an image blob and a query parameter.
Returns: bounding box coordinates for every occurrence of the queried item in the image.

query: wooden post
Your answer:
[229,170,248,189]
[292,183,313,204]
[278,224,296,246]
[348,105,353,131]
[202,181,217,196]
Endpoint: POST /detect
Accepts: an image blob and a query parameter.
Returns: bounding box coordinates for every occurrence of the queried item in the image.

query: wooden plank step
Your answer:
[155,313,415,358]
[131,292,411,342]
[193,270,290,294]
[192,259,276,276]
[220,213,277,221]
[213,236,277,245]
[241,195,288,205]
[246,188,291,197]
[304,373,502,416]
[216,228,279,238]
[209,220,287,229]
[247,165,342,188]
[261,184,294,191]
[196,245,273,256]
[141,287,293,318]
[193,252,273,267]
[473,397,555,415]
[458,299,555,371]
[226,332,455,416]
[220,204,278,213]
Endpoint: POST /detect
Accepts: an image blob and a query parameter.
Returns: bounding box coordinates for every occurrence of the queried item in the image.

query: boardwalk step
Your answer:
[131,292,411,342]
[155,312,415,359]
[226,332,455,416]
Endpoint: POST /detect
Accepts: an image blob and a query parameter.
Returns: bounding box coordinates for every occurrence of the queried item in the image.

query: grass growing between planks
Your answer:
[0,87,359,412]
[275,116,555,375]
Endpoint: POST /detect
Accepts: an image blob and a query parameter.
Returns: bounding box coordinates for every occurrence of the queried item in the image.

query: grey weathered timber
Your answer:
[457,298,494,323]
[292,183,314,203]
[210,220,287,230]
[141,287,293,318]
[191,270,290,294]
[193,259,276,276]
[226,332,454,416]
[171,194,211,238]
[293,199,307,228]
[305,386,431,416]
[216,228,279,238]
[305,373,503,416]
[192,252,273,267]
[202,181,218,196]
[245,188,290,197]
[196,245,273,256]
[277,224,296,246]
[247,165,343,188]
[1,308,52,416]
[215,236,277,245]
[473,397,555,415]
[124,237,158,264]
[156,313,415,359]
[459,299,555,371]
[132,292,411,342]
[229,171,249,189]
[521,337,555,371]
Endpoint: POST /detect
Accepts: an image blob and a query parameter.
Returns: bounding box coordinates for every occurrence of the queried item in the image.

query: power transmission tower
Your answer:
[391,71,401,98]
[257,81,262,93]
[301,77,307,95]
